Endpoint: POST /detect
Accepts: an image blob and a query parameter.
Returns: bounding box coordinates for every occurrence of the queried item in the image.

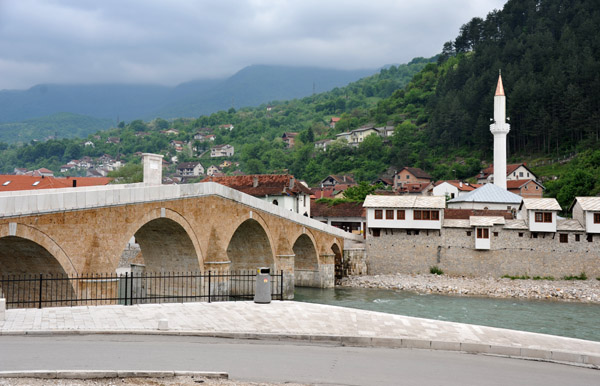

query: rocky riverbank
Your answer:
[339,274,600,303]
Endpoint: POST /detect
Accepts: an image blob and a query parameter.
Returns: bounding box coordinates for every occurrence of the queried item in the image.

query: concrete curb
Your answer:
[2,329,599,369]
[0,370,228,379]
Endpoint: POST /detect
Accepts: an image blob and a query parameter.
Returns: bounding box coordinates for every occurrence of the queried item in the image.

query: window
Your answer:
[519,172,523,177]
[372,228,380,237]
[431,211,440,220]
[594,213,600,224]
[414,210,439,221]
[32,181,40,186]
[587,234,593,242]
[535,212,552,223]
[466,231,472,236]
[414,210,422,220]
[397,210,405,220]
[2,181,10,186]
[406,175,410,179]
[477,228,489,239]
[519,232,524,237]
[374,210,382,219]
[575,234,581,242]
[386,210,394,219]
[422,210,430,220]
[532,233,538,239]
[559,234,568,243]
[493,232,499,237]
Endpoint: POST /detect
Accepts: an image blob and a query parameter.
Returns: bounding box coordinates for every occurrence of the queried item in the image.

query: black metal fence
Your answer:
[0,270,284,309]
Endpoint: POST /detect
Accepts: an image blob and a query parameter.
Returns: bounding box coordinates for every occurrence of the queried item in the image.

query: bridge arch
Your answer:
[227,218,275,271]
[124,208,203,272]
[0,223,77,277]
[292,232,319,271]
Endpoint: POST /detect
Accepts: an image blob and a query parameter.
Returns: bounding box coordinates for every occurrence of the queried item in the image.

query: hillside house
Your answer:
[314,139,333,151]
[507,179,544,198]
[375,125,395,138]
[329,117,340,129]
[160,129,179,135]
[348,126,379,146]
[476,163,538,185]
[219,124,234,131]
[219,160,233,168]
[171,140,185,152]
[176,162,204,177]
[206,165,222,176]
[393,167,432,190]
[320,174,356,188]
[211,144,234,158]
[203,174,312,216]
[106,137,120,144]
[84,141,95,147]
[282,132,299,148]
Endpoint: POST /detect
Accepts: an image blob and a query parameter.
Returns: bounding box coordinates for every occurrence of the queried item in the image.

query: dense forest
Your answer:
[0,0,599,209]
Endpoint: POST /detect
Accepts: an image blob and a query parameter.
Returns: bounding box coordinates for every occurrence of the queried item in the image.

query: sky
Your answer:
[0,0,507,90]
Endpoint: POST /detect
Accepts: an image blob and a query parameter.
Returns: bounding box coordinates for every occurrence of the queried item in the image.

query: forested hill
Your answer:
[427,0,600,156]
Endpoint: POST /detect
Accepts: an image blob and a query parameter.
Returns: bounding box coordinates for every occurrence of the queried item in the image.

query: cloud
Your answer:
[0,0,506,90]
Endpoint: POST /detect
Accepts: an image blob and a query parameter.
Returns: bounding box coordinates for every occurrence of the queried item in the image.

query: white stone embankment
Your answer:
[340,274,600,303]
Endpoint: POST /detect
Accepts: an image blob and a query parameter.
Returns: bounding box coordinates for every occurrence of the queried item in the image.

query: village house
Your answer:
[219,160,233,168]
[393,167,432,190]
[282,132,299,148]
[311,200,365,236]
[396,182,434,196]
[476,163,538,185]
[375,125,395,138]
[571,197,600,236]
[176,162,204,177]
[160,129,179,135]
[329,117,340,129]
[507,179,544,198]
[203,174,312,216]
[219,124,234,131]
[206,165,222,177]
[447,182,522,211]
[84,140,95,147]
[320,174,356,188]
[106,137,120,144]
[170,140,185,152]
[211,144,234,158]
[348,125,379,146]
[314,139,333,151]
[432,180,479,199]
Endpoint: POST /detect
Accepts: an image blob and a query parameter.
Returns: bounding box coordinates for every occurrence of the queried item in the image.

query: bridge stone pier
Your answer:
[0,169,361,299]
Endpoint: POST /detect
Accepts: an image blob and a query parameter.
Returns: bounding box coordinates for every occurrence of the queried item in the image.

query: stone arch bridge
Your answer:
[0,182,362,297]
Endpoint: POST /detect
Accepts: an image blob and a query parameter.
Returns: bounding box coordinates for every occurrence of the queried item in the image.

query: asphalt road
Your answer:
[0,335,598,386]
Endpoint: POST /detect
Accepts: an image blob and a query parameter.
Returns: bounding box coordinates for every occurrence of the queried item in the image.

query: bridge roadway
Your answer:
[0,301,599,384]
[0,181,362,294]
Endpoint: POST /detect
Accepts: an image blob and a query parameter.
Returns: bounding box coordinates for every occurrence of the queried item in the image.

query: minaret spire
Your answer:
[490,71,510,190]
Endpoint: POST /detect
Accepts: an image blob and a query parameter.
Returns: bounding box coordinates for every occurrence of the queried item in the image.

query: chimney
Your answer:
[253,176,259,188]
[290,177,295,189]
[459,181,463,188]
[72,179,77,188]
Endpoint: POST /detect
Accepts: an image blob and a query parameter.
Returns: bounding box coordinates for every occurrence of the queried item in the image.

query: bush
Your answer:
[430,266,444,275]
[562,272,587,281]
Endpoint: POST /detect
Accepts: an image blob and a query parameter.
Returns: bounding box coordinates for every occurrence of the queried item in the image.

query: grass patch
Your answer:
[501,274,530,280]
[533,276,555,281]
[562,272,588,281]
[429,266,444,275]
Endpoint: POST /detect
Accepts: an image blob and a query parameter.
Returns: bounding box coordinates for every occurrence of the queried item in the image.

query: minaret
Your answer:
[490,72,510,190]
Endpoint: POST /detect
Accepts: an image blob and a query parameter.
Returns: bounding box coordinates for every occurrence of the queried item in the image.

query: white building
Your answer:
[363,195,446,235]
[571,197,600,234]
[518,198,561,233]
[176,162,204,177]
[432,180,478,200]
[211,144,234,158]
[447,183,522,211]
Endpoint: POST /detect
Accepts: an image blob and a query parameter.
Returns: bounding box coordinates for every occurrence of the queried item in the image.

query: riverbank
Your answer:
[339,274,600,303]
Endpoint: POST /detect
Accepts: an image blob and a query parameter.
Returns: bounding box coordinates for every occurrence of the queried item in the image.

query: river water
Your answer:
[294,286,600,342]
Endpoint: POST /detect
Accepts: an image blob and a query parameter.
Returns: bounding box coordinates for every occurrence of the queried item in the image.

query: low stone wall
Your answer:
[344,248,367,276]
[367,227,600,278]
[295,264,335,288]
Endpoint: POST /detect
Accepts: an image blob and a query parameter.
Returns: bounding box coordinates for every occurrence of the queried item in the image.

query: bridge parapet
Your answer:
[0,182,361,243]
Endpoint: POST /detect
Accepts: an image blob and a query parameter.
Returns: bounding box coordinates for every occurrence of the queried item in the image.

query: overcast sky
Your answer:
[0,0,506,90]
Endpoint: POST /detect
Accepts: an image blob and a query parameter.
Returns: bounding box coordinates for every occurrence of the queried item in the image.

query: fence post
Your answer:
[124,272,129,306]
[38,273,43,309]
[208,271,211,303]
[280,270,284,301]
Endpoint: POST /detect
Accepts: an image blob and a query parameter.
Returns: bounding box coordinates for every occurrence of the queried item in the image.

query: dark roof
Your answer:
[176,162,201,170]
[311,201,365,218]
[202,174,312,196]
[322,174,356,185]
[444,208,514,220]
[477,163,535,178]
[399,167,432,180]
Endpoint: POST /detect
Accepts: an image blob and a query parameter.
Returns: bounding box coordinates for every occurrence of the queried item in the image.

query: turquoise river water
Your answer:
[294,286,600,342]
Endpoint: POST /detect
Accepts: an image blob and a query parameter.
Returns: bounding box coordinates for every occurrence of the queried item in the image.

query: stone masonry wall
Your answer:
[367,227,600,278]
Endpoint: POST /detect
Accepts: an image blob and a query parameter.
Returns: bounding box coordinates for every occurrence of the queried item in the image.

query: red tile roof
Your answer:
[311,201,365,218]
[434,180,480,191]
[398,167,432,180]
[203,174,312,197]
[0,175,112,192]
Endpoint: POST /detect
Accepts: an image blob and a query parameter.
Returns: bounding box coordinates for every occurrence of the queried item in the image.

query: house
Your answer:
[329,117,341,129]
[375,125,395,138]
[134,132,150,137]
[33,168,54,177]
[311,201,365,236]
[311,184,355,200]
[60,164,75,173]
[84,141,95,147]
[517,198,561,233]
[13,168,28,175]
[447,183,522,211]
[205,134,216,141]
[506,179,544,198]
[219,124,234,131]
[335,132,351,142]
[206,165,222,177]
[373,177,394,188]
[393,167,432,190]
[282,132,299,148]
[314,139,333,151]
[171,140,185,152]
[203,174,312,216]
[348,125,378,146]
[476,163,538,184]
[106,137,120,144]
[210,144,234,158]
[160,129,179,135]
[320,175,356,188]
[363,195,446,235]
[571,197,600,235]
[176,162,204,177]
[0,175,111,191]
[396,182,434,196]
[432,180,479,199]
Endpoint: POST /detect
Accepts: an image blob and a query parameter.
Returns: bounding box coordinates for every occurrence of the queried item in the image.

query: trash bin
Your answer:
[254,267,271,304]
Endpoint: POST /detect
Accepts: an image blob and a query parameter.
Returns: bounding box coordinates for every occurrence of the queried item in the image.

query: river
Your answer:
[294,286,600,342]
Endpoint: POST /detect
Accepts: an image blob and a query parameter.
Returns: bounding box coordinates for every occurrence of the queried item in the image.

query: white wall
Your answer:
[433,183,459,199]
[448,201,517,211]
[585,211,600,234]
[367,208,442,230]
[527,210,556,232]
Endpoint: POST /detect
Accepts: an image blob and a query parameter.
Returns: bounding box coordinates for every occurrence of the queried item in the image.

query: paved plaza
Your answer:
[1,301,600,368]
